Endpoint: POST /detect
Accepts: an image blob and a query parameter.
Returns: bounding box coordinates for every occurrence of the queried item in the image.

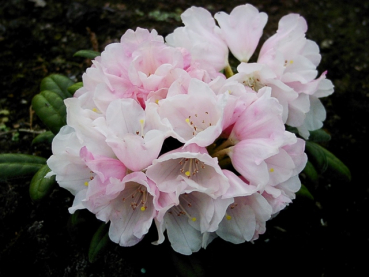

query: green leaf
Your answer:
[31,131,55,145]
[320,146,351,182]
[308,129,331,142]
[67,82,83,95]
[305,141,328,173]
[297,184,314,200]
[0,154,46,181]
[171,252,206,277]
[29,164,56,201]
[32,90,66,134]
[40,74,74,99]
[302,160,319,184]
[74,50,101,59]
[88,223,110,263]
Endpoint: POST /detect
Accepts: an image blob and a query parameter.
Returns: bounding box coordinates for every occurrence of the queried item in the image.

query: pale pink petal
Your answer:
[215,4,268,62]
[146,144,230,198]
[217,193,272,243]
[166,7,228,71]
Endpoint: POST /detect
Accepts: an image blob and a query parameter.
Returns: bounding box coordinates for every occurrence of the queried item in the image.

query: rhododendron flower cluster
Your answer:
[46,3,333,255]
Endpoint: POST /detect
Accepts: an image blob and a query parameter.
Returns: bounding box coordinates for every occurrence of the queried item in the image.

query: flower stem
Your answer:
[213,138,233,153]
[224,64,234,78]
[212,147,231,161]
[218,157,232,169]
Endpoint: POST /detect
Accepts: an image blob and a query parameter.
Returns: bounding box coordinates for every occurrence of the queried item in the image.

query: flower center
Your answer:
[185,111,213,136]
[122,185,148,211]
[84,170,95,186]
[168,194,197,221]
[178,158,206,178]
[135,119,145,138]
[242,75,264,92]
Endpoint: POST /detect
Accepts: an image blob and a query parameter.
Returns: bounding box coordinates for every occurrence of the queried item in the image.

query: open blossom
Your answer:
[257,14,334,137]
[156,78,228,147]
[45,2,338,255]
[153,190,233,255]
[75,27,221,113]
[146,144,230,198]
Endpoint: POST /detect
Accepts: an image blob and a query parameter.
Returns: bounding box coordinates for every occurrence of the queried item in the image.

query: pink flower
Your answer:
[46,126,91,197]
[258,14,320,83]
[75,27,218,112]
[94,98,169,171]
[263,138,307,214]
[153,190,233,255]
[166,7,229,71]
[216,193,272,243]
[146,144,230,198]
[84,171,158,246]
[215,4,268,62]
[156,79,228,147]
[47,2,334,252]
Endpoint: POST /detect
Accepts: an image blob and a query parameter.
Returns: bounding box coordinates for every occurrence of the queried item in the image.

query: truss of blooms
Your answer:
[47,3,333,255]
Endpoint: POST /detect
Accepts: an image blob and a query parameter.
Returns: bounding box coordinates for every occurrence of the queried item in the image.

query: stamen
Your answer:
[172,201,197,222]
[178,158,205,178]
[127,185,147,211]
[185,111,213,136]
[139,119,145,138]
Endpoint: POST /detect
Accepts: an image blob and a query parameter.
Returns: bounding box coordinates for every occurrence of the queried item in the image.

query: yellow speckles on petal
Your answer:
[84,181,89,186]
[269,168,275,173]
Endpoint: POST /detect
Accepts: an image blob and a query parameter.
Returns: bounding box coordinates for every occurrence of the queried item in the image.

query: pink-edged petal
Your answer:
[80,146,127,183]
[228,138,280,189]
[229,88,285,143]
[221,170,258,198]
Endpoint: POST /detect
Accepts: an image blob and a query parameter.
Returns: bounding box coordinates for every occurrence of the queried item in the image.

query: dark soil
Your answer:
[1,0,368,276]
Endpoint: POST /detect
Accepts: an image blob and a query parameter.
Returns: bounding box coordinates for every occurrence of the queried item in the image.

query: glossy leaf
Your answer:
[29,164,56,201]
[309,129,331,142]
[302,160,319,184]
[40,74,74,99]
[74,50,101,59]
[32,131,55,145]
[88,223,110,263]
[297,184,314,200]
[320,145,351,182]
[67,82,83,95]
[32,90,66,134]
[305,141,328,173]
[0,154,46,181]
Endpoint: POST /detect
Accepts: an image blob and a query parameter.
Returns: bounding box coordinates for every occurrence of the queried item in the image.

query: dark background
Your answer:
[0,0,368,276]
